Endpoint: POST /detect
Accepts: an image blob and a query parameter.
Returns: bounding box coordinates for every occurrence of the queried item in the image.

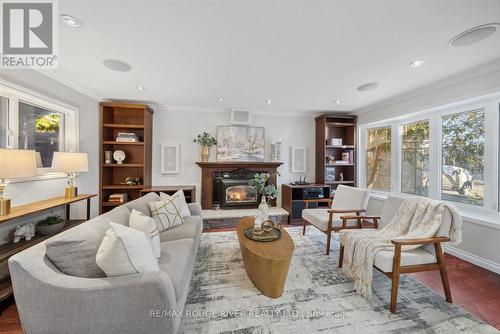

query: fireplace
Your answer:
[214,169,261,209]
[196,161,282,209]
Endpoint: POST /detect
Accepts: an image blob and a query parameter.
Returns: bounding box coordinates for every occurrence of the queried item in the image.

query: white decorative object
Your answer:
[230,110,251,125]
[13,223,36,243]
[291,146,306,173]
[96,222,160,277]
[258,196,269,222]
[129,209,161,259]
[160,144,180,174]
[270,140,282,162]
[113,150,126,164]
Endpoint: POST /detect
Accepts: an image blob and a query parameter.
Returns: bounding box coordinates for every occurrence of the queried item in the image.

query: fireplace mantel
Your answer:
[196,161,283,209]
[196,161,283,169]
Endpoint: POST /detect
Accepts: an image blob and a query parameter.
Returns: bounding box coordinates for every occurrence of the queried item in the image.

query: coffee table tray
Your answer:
[244,227,281,242]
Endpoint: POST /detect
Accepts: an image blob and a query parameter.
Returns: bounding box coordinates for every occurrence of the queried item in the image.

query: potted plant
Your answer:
[193,132,217,162]
[36,215,66,235]
[248,173,279,221]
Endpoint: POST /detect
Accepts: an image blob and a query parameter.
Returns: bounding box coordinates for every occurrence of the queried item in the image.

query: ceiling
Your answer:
[52,0,500,114]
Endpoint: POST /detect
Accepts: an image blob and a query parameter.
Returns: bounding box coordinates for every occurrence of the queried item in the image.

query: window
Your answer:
[401,120,429,196]
[441,109,485,206]
[366,127,391,191]
[0,80,78,178]
[18,102,65,167]
[0,97,8,147]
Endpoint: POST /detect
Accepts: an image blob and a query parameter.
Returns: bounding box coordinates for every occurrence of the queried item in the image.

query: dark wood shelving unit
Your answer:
[100,102,153,214]
[315,114,357,192]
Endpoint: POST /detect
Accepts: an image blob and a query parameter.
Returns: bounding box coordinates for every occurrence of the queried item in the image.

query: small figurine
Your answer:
[13,223,36,243]
[339,172,344,182]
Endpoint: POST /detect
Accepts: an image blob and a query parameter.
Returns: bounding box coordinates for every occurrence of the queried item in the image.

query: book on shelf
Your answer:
[108,193,128,203]
[116,132,139,142]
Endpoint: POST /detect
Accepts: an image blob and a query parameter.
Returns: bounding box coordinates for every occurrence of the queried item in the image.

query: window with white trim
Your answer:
[0,80,79,178]
[365,127,391,191]
[401,120,429,197]
[441,109,484,206]
[360,94,499,215]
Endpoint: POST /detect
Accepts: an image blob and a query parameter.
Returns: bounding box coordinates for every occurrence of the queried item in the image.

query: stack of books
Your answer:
[108,193,128,203]
[116,132,139,142]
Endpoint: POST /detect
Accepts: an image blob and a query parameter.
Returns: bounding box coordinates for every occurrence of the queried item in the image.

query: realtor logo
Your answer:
[1,0,58,68]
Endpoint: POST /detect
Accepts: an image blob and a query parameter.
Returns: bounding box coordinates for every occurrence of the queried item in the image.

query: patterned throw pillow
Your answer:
[149,194,185,232]
[160,190,191,218]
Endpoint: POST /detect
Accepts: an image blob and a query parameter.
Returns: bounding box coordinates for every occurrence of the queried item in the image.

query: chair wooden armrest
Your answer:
[339,215,380,220]
[391,236,450,245]
[302,199,332,203]
[327,209,366,214]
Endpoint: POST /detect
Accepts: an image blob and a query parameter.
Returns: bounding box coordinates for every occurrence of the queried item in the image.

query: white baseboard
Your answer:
[445,245,500,274]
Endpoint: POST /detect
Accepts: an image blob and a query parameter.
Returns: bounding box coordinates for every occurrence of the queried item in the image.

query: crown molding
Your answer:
[34,69,103,101]
[354,57,500,115]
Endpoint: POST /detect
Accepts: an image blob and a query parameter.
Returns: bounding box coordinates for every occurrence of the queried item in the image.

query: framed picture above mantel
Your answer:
[216,125,265,162]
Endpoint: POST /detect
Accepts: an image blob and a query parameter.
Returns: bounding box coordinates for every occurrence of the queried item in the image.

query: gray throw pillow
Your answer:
[46,206,130,278]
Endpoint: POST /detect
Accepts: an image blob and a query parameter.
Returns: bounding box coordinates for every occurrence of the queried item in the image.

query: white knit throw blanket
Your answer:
[339,198,462,298]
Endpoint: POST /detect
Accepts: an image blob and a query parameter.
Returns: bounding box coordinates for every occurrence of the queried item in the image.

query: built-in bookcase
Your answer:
[315,114,357,192]
[99,102,153,213]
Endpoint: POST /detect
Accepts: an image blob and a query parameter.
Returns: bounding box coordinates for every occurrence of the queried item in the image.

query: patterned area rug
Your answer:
[181,227,497,334]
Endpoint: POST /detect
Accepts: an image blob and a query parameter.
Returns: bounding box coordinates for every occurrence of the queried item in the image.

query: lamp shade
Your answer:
[0,149,37,179]
[51,152,89,173]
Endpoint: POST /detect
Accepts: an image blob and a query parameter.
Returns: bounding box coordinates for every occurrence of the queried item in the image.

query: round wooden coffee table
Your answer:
[237,217,294,298]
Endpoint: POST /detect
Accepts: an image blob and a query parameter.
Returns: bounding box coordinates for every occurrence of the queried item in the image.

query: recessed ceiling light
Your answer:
[334,99,341,104]
[103,59,132,72]
[266,99,272,104]
[137,85,145,90]
[357,82,380,91]
[449,23,499,47]
[409,60,425,68]
[217,97,224,102]
[61,14,82,27]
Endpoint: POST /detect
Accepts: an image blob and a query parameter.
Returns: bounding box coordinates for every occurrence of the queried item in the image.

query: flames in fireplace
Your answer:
[225,185,257,203]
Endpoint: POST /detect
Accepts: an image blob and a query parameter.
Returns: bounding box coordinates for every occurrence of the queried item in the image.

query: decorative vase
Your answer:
[258,196,269,222]
[200,146,210,162]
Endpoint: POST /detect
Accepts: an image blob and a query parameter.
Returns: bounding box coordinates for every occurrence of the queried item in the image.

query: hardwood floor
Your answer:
[1,234,499,332]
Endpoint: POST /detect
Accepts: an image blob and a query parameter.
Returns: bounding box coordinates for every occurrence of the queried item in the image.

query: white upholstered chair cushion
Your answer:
[302,185,370,231]
[374,248,436,273]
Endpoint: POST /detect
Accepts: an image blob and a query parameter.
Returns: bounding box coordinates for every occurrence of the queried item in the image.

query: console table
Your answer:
[0,194,96,306]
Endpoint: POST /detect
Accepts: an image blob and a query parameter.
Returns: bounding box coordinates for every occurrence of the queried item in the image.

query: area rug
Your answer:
[181,227,497,333]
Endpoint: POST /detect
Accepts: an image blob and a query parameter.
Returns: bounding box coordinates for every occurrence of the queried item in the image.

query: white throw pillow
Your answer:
[160,190,190,218]
[129,209,161,259]
[149,195,185,232]
[96,222,159,277]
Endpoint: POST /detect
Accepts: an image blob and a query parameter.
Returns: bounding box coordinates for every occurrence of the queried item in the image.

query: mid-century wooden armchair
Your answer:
[302,185,370,255]
[338,195,454,313]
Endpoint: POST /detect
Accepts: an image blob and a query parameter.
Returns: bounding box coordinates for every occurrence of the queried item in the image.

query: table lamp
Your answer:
[51,152,89,198]
[0,149,37,215]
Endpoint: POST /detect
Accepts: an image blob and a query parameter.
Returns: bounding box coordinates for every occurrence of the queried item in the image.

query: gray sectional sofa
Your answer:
[8,192,202,334]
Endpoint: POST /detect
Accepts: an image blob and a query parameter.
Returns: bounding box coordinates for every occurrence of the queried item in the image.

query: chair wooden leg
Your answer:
[434,242,452,303]
[325,231,331,255]
[390,244,402,314]
[339,245,344,268]
[302,220,307,235]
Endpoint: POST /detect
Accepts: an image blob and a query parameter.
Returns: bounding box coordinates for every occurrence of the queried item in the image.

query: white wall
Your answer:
[152,109,316,205]
[355,63,500,274]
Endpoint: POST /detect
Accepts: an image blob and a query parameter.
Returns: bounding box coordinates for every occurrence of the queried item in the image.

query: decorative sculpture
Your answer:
[13,223,36,243]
